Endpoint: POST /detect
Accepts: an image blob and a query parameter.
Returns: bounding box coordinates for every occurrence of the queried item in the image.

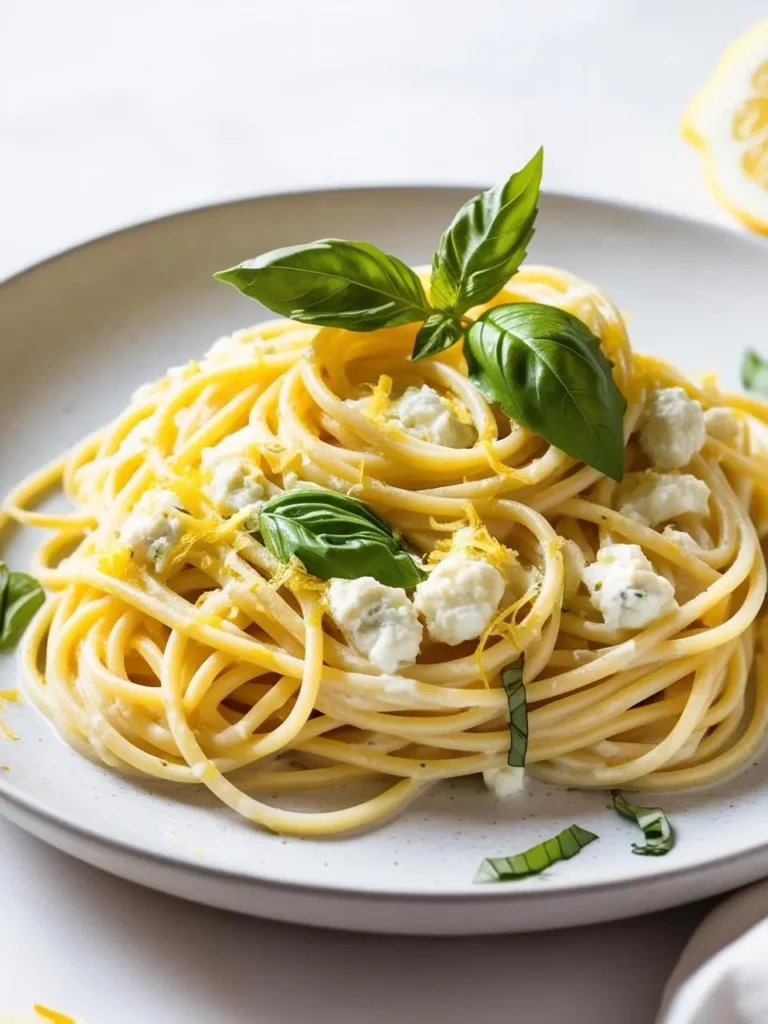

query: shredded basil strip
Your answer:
[501,657,527,767]
[474,824,598,882]
[257,488,426,588]
[612,790,675,856]
[0,563,44,651]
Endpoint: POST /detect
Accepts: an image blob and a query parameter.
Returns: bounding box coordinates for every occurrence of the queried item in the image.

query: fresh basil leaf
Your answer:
[501,657,527,767]
[214,239,432,331]
[258,488,426,588]
[411,311,463,361]
[464,302,626,481]
[742,348,768,397]
[430,149,543,314]
[612,791,675,856]
[474,824,598,882]
[0,571,44,651]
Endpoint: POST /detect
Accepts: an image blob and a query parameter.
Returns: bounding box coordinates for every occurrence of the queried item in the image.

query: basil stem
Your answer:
[742,348,768,398]
[215,239,431,331]
[474,825,598,882]
[612,791,675,856]
[258,488,426,588]
[0,564,44,651]
[501,657,527,767]
[464,302,626,481]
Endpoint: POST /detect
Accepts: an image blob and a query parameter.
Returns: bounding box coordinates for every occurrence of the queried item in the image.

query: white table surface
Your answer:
[0,1,764,1020]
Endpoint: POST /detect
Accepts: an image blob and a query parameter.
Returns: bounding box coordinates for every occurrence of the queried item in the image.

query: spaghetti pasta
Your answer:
[4,264,768,837]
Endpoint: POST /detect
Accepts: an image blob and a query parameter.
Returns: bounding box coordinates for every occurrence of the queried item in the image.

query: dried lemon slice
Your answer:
[683,20,768,232]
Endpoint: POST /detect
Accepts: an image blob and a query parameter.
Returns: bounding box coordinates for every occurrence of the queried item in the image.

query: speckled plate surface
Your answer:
[1,189,768,935]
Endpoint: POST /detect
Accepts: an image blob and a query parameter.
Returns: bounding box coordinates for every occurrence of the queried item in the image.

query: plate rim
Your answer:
[2,184,768,914]
[3,181,767,292]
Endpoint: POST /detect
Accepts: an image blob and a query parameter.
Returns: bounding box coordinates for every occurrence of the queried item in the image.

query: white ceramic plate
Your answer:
[2,188,768,936]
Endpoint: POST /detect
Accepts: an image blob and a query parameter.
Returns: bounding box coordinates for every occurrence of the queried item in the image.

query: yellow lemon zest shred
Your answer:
[429,503,516,572]
[269,556,327,595]
[440,392,474,425]
[365,374,393,423]
[97,540,133,578]
[480,439,527,483]
[475,584,537,689]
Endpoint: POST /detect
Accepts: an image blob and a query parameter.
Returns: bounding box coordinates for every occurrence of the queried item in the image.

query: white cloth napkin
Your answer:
[658,881,768,1022]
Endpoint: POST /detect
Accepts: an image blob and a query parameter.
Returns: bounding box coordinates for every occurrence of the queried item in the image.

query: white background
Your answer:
[0,1,765,1020]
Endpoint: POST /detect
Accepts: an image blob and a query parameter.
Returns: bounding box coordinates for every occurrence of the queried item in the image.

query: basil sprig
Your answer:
[474,824,598,883]
[0,562,44,650]
[215,149,627,480]
[258,488,426,588]
[465,304,627,481]
[742,348,768,398]
[215,240,432,332]
[501,657,528,767]
[612,791,675,856]
[430,148,542,314]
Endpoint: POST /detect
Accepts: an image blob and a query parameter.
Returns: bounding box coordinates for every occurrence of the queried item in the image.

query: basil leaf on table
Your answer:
[742,348,768,398]
[612,790,675,856]
[215,240,432,331]
[501,657,528,767]
[0,568,44,651]
[429,148,543,316]
[474,824,598,882]
[464,302,627,481]
[258,488,427,588]
[411,311,464,361]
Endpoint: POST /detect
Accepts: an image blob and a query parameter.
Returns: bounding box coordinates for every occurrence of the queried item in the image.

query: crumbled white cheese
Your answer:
[327,577,422,673]
[561,539,586,599]
[349,384,476,448]
[207,458,265,517]
[704,406,740,443]
[582,543,677,630]
[619,473,711,527]
[413,553,506,645]
[483,766,525,798]
[118,489,184,572]
[638,387,705,470]
[389,386,476,447]
[661,526,699,553]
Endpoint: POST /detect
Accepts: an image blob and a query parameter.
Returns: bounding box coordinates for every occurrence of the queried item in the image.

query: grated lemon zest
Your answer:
[475,583,538,689]
[480,439,527,482]
[429,503,516,571]
[97,541,133,578]
[440,392,474,425]
[365,374,394,423]
[269,556,327,595]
